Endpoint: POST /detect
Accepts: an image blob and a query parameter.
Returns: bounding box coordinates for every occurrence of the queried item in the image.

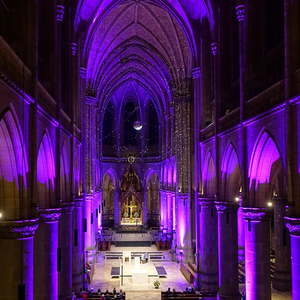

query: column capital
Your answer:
[85,194,95,201]
[215,201,237,213]
[69,42,78,56]
[60,201,75,213]
[0,219,39,239]
[242,207,269,222]
[192,67,201,79]
[210,42,218,56]
[171,78,192,100]
[199,198,215,208]
[85,95,97,106]
[80,67,87,79]
[73,199,84,208]
[56,4,65,22]
[39,208,62,223]
[285,217,300,236]
[235,4,247,22]
[176,192,189,200]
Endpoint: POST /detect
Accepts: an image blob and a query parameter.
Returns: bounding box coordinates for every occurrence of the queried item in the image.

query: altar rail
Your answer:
[104,251,166,261]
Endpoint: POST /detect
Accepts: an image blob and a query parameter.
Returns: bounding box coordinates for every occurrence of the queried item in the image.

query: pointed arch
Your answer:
[73,142,81,196]
[0,109,28,219]
[102,169,117,216]
[146,171,160,227]
[102,168,117,188]
[221,143,241,201]
[202,151,216,197]
[249,131,284,206]
[36,131,55,208]
[60,138,71,202]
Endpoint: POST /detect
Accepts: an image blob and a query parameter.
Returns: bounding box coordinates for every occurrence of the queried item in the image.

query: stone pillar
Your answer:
[195,194,201,289]
[215,202,240,300]
[113,189,120,228]
[0,219,38,300]
[167,192,173,234]
[237,196,245,262]
[285,217,300,300]
[143,188,148,228]
[84,96,97,194]
[198,199,218,294]
[72,199,84,292]
[84,195,93,249]
[176,193,193,263]
[35,208,61,300]
[160,190,167,229]
[79,67,87,195]
[243,208,271,300]
[273,196,291,291]
[94,192,101,236]
[59,203,74,300]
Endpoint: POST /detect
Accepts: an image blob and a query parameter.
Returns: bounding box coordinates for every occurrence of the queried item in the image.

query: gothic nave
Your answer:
[0,0,300,299]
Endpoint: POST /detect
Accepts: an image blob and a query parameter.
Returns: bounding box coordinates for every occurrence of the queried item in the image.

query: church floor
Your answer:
[90,246,291,299]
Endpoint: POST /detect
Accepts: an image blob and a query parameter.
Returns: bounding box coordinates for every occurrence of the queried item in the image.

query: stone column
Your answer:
[160,190,167,229]
[215,202,240,300]
[273,196,291,291]
[84,195,93,249]
[72,199,84,292]
[35,208,61,300]
[195,194,201,289]
[175,193,193,262]
[59,203,74,300]
[0,219,38,300]
[167,192,173,234]
[113,188,120,228]
[79,67,87,195]
[94,192,101,235]
[285,217,300,300]
[198,199,218,294]
[243,208,271,300]
[143,188,148,228]
[237,196,245,262]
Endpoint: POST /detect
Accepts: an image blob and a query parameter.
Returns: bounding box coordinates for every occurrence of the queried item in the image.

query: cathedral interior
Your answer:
[0,0,300,299]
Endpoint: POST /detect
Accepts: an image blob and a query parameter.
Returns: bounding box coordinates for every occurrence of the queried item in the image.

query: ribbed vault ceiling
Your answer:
[78,0,212,114]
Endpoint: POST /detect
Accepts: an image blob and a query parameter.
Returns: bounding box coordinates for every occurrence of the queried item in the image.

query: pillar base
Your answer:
[218,293,241,300]
[273,270,291,291]
[238,246,245,263]
[199,273,218,294]
[72,272,83,292]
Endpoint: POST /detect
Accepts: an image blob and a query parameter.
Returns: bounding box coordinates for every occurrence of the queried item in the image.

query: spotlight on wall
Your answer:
[267,201,273,208]
[235,196,240,202]
[0,212,3,219]
[133,121,143,131]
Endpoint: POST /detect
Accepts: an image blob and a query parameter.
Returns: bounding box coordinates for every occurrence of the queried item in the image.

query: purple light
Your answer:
[0,110,28,185]
[37,133,55,187]
[249,132,281,185]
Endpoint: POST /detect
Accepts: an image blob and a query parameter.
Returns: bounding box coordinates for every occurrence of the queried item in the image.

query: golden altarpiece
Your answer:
[120,165,143,225]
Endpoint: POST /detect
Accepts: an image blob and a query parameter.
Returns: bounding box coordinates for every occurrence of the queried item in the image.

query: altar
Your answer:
[120,165,143,225]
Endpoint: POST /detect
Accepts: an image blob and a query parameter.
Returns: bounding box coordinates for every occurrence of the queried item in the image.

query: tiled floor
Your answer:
[90,246,292,300]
